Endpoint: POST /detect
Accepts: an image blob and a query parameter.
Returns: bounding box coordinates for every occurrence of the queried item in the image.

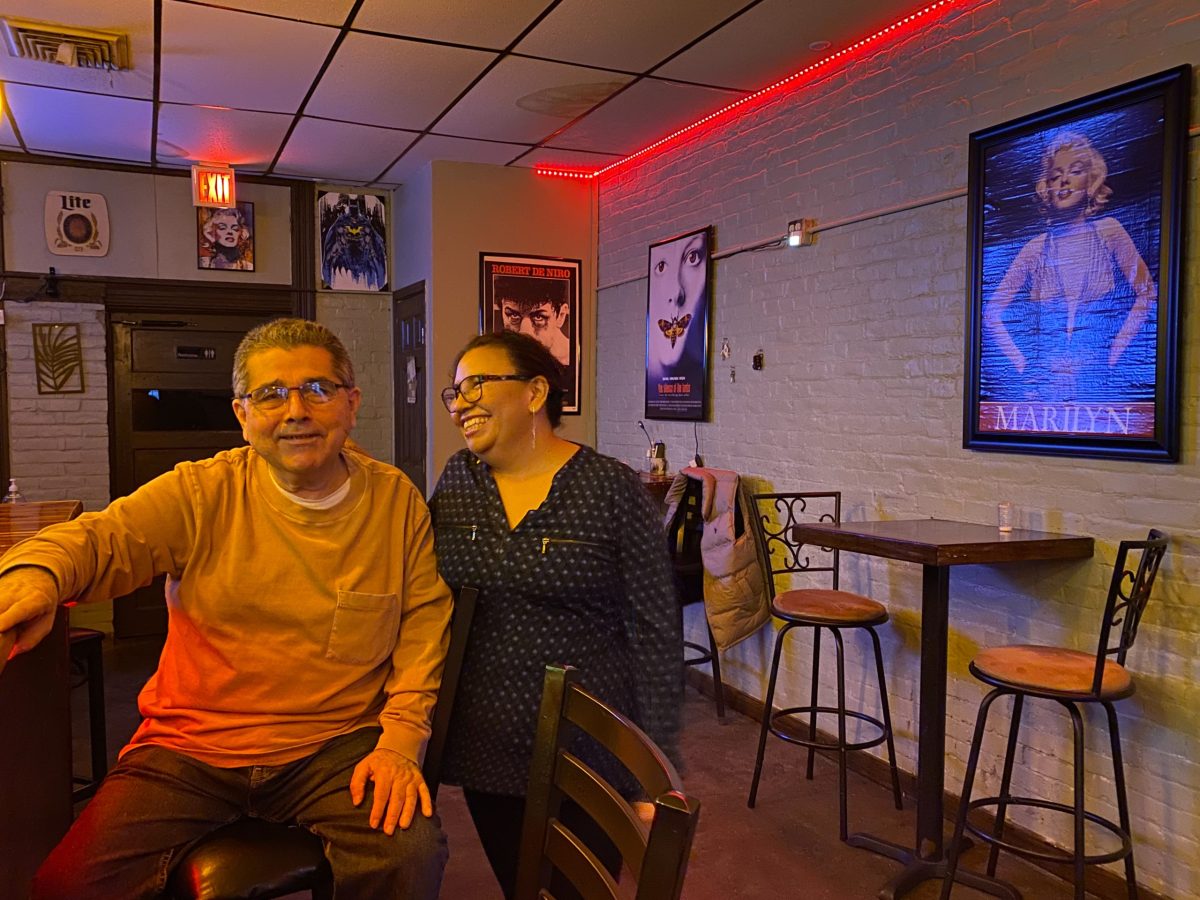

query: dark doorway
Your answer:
[109,313,267,637]
[393,282,426,493]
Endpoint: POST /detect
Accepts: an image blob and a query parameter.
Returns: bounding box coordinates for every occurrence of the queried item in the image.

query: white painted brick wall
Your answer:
[316,293,394,464]
[3,300,113,631]
[596,0,1200,894]
[3,301,110,510]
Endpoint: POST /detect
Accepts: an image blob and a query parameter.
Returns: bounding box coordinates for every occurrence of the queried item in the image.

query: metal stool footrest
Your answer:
[965,795,1132,866]
[768,704,891,753]
[682,639,713,667]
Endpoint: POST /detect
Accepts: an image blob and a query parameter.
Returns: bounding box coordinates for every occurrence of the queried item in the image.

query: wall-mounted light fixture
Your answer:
[788,219,817,247]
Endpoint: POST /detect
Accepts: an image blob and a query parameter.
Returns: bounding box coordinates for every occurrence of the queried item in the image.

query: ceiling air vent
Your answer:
[1,17,129,71]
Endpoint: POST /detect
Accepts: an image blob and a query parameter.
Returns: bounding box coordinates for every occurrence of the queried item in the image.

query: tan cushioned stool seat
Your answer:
[973,645,1133,697]
[772,588,887,624]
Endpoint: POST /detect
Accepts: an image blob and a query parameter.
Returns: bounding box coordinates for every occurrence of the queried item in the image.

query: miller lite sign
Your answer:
[44,191,110,257]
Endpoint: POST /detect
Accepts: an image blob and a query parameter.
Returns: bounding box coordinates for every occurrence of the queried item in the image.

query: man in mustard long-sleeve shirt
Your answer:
[0,318,453,899]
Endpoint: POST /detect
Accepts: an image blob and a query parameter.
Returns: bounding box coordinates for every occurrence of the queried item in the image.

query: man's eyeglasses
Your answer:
[238,379,350,410]
[441,374,531,411]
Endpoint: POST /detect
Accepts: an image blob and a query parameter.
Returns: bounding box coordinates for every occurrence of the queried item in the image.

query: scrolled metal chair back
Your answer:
[749,492,842,594]
[1093,528,1169,693]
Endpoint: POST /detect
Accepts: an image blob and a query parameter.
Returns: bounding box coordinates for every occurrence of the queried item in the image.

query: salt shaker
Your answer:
[2,478,25,503]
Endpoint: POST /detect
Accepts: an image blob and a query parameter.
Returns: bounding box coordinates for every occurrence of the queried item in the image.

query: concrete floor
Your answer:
[75,634,1086,899]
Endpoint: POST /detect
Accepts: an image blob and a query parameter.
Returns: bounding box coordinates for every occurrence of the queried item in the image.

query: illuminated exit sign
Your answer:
[191,165,236,207]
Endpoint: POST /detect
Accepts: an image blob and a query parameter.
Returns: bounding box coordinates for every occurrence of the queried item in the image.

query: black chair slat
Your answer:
[515,664,700,900]
[554,751,646,874]
[563,687,678,798]
[543,821,620,900]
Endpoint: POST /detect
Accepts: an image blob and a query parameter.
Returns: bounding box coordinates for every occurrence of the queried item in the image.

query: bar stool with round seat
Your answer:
[68,626,108,802]
[165,585,478,900]
[940,529,1168,900]
[746,491,903,842]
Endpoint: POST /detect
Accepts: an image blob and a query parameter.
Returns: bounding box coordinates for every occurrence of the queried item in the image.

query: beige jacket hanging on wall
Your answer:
[663,467,770,650]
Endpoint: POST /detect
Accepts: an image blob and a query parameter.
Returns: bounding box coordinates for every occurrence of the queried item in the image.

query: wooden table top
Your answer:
[638,471,674,506]
[0,500,84,556]
[792,517,1094,567]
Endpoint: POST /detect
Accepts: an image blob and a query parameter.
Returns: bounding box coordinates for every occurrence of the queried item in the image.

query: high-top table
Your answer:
[790,518,1093,899]
[0,499,84,553]
[0,499,84,897]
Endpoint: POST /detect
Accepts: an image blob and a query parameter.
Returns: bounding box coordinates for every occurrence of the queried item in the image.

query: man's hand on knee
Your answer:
[0,567,60,671]
[349,748,432,835]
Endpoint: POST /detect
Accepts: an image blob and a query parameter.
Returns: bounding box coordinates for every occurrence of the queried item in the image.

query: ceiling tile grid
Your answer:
[0,0,927,184]
[434,56,633,145]
[274,116,417,183]
[210,0,357,28]
[156,103,294,171]
[380,132,532,185]
[0,0,154,99]
[514,146,622,170]
[159,2,338,111]
[7,83,152,162]
[544,78,744,156]
[352,0,550,49]
[0,111,21,149]
[305,31,498,131]
[514,0,753,74]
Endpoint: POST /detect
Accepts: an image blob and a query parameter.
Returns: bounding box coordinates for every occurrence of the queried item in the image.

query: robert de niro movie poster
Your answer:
[480,253,581,415]
[645,226,711,421]
[963,67,1187,462]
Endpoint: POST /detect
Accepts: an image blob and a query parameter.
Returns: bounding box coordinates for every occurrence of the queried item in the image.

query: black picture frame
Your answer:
[196,201,254,271]
[479,253,582,415]
[645,225,712,421]
[963,66,1189,462]
[317,190,389,292]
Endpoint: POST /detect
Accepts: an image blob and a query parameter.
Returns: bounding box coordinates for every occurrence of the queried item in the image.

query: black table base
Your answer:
[848,832,1020,899]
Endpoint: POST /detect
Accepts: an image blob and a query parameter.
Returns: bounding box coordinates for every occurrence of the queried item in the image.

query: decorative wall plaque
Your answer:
[33,323,85,394]
[44,191,110,257]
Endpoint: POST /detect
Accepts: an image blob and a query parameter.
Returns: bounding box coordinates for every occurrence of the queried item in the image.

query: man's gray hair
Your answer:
[232,318,355,396]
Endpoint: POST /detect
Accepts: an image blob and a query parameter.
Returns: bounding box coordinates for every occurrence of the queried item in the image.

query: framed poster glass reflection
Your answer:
[964,66,1189,462]
[479,253,581,415]
[197,202,254,271]
[645,225,711,421]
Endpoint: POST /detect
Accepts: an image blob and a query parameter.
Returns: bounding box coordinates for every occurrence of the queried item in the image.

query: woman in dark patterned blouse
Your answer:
[429,331,682,898]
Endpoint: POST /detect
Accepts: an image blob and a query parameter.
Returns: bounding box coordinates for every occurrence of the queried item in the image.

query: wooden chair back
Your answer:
[665,477,705,605]
[424,584,477,799]
[515,664,700,900]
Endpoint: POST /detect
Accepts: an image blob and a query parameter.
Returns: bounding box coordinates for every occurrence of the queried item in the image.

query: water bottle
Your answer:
[2,479,24,503]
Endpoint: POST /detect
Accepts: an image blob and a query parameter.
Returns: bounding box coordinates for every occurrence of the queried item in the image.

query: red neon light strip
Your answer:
[536,0,966,181]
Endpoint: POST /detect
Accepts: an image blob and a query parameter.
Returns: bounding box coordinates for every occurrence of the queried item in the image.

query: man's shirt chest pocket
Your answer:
[327,591,400,665]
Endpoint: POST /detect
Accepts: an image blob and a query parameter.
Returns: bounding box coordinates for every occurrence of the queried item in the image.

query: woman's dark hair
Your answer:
[451,331,567,427]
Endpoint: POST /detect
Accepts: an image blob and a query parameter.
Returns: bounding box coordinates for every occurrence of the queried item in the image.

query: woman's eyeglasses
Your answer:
[238,379,349,410]
[441,374,531,411]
